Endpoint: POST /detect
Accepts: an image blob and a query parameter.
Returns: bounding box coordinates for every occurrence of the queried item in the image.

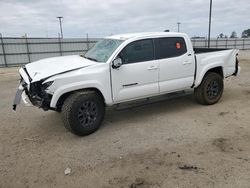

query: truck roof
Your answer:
[107,32,185,40]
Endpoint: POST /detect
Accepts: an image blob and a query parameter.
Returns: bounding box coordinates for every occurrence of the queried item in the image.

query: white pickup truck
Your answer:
[13,32,240,136]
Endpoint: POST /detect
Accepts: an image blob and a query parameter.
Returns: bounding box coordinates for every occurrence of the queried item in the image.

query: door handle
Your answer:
[182,61,191,65]
[147,66,158,70]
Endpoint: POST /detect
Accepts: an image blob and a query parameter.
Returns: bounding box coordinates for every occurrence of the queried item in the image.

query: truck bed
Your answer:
[194,47,229,54]
[193,48,239,88]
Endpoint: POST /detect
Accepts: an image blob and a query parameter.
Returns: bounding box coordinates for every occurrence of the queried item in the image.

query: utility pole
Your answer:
[208,0,212,48]
[57,16,63,38]
[177,22,181,32]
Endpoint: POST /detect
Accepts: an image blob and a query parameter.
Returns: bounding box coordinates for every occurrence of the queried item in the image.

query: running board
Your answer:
[113,90,193,111]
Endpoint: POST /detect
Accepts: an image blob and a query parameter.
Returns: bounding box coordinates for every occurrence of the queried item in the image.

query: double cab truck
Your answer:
[13,32,240,136]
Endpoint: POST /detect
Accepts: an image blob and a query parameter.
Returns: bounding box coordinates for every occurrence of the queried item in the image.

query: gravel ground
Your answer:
[0,53,250,188]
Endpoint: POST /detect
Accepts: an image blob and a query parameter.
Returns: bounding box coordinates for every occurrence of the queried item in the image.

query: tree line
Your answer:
[218,29,250,38]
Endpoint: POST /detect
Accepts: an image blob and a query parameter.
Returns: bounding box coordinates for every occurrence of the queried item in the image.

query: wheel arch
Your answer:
[54,88,105,111]
[207,66,224,78]
[195,66,224,88]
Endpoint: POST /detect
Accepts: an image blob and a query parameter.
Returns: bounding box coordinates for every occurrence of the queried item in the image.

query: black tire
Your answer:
[194,72,224,105]
[61,91,105,136]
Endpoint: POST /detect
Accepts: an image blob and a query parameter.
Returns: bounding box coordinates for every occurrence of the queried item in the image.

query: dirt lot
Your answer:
[1,54,250,188]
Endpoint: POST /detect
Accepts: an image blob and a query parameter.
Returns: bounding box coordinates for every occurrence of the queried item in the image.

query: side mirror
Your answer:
[112,58,122,69]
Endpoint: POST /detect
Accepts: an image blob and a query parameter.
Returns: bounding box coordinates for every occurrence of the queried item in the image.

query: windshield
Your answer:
[84,38,124,62]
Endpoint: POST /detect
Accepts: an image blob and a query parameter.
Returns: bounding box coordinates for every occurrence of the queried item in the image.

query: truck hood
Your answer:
[25,55,96,82]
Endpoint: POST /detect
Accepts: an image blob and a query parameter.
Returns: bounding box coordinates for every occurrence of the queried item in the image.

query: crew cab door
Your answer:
[111,39,159,102]
[154,37,195,93]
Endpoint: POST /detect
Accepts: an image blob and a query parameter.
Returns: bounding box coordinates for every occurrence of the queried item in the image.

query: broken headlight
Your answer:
[42,81,54,90]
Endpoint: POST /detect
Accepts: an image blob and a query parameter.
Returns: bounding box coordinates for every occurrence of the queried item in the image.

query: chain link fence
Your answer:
[0,33,249,67]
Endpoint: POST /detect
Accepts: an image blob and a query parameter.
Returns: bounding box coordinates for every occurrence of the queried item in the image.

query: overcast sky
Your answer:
[0,0,249,38]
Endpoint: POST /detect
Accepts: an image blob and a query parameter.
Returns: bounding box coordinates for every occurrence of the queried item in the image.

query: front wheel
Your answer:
[194,72,224,105]
[62,91,105,136]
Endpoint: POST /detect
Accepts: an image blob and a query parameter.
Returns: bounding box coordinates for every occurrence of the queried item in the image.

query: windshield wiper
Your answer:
[82,55,98,62]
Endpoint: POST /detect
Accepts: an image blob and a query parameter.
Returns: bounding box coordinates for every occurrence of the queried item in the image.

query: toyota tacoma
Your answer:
[13,32,240,136]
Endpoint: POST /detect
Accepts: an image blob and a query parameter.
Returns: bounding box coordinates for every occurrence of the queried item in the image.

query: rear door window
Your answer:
[155,37,187,59]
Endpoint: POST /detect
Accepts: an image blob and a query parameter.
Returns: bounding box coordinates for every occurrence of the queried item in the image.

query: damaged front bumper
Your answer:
[13,68,52,111]
[13,80,26,111]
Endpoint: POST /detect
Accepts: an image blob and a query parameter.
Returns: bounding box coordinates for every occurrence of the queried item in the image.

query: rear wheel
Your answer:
[62,91,105,136]
[194,72,224,105]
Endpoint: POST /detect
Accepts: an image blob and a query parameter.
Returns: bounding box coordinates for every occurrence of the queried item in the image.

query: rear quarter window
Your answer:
[155,37,187,59]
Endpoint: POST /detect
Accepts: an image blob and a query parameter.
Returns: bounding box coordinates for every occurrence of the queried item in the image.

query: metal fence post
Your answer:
[234,38,237,49]
[225,38,228,48]
[243,38,245,50]
[216,38,218,48]
[25,34,31,63]
[86,33,89,50]
[0,33,7,67]
[58,33,62,56]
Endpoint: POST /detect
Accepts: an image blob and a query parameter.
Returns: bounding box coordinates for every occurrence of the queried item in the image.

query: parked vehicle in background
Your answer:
[13,32,240,136]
